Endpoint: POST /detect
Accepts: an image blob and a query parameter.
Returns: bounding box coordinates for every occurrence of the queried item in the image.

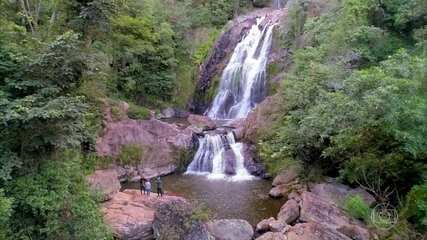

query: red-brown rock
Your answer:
[187,114,217,130]
[277,199,300,224]
[102,190,185,240]
[96,118,195,179]
[86,169,121,201]
[285,222,352,240]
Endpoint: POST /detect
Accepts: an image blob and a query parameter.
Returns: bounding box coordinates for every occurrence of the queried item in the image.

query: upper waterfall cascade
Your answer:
[187,16,276,180]
[207,17,275,120]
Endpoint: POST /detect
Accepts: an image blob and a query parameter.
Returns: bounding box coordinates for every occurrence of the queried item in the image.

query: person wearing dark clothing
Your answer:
[140,178,145,195]
[156,176,163,197]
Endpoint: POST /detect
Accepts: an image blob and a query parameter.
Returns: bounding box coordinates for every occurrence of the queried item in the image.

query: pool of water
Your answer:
[123,174,284,225]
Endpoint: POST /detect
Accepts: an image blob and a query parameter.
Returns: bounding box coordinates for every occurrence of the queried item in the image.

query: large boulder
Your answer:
[102,190,184,240]
[242,144,268,178]
[207,219,254,240]
[153,200,213,240]
[269,180,305,198]
[310,182,376,207]
[284,222,352,240]
[86,169,121,201]
[256,217,276,233]
[277,199,300,224]
[272,166,299,187]
[222,148,236,175]
[237,95,284,143]
[299,192,370,240]
[96,118,195,179]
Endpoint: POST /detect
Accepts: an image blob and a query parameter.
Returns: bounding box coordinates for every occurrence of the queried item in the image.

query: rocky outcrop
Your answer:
[158,107,190,119]
[272,166,299,187]
[299,191,370,240]
[207,219,254,240]
[187,114,216,131]
[86,169,121,201]
[153,200,213,240]
[242,144,268,178]
[277,199,299,224]
[101,190,185,240]
[286,222,353,240]
[310,182,376,207]
[96,118,196,180]
[223,148,237,175]
[234,94,285,143]
[259,180,375,240]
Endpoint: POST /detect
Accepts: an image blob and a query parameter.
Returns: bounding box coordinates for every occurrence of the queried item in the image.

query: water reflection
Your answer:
[123,174,284,225]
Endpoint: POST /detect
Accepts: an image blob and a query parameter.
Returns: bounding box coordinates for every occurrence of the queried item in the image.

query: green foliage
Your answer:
[343,196,371,222]
[191,202,212,222]
[0,189,12,240]
[192,29,220,65]
[111,12,177,103]
[402,179,427,231]
[117,144,144,166]
[128,103,151,120]
[263,0,427,211]
[5,151,112,240]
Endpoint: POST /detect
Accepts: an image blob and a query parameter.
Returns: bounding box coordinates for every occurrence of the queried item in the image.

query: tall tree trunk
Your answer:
[18,0,35,33]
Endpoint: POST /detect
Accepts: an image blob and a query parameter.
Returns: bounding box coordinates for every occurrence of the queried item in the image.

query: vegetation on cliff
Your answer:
[259,0,426,237]
[0,0,248,238]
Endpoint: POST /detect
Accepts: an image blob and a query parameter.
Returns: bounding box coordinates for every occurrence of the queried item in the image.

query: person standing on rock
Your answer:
[144,179,151,196]
[156,176,163,197]
[140,178,145,195]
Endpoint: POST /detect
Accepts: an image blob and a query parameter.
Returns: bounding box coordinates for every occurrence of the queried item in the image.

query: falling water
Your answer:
[187,17,276,180]
[272,0,285,9]
[186,132,253,181]
[207,17,275,120]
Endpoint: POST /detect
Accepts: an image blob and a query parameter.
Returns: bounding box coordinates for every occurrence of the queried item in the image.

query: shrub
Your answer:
[401,180,427,232]
[191,202,212,222]
[128,104,151,120]
[117,144,144,166]
[343,195,371,223]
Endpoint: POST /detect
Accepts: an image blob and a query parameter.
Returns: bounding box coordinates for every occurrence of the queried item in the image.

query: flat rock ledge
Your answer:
[102,189,185,240]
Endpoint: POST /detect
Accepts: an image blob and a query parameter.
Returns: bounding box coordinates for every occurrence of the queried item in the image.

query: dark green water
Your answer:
[123,174,284,225]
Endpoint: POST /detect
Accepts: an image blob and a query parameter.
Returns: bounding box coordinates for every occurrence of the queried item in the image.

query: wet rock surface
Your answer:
[207,219,254,240]
[187,114,217,130]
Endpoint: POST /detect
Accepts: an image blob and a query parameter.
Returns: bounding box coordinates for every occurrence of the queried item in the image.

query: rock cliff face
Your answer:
[86,169,121,201]
[96,101,197,180]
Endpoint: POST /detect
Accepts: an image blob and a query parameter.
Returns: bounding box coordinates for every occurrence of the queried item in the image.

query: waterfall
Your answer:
[186,132,253,181]
[207,17,275,120]
[187,16,276,180]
